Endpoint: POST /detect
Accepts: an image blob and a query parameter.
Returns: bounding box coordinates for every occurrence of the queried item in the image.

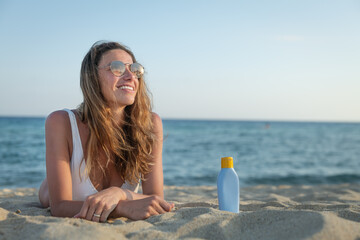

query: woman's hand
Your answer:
[74,187,124,222]
[116,195,175,220]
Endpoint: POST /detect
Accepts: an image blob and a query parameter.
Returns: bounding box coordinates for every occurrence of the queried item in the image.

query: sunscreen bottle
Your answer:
[217,157,239,213]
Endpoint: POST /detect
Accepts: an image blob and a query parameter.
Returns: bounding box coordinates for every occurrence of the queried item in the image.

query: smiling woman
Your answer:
[38,41,174,222]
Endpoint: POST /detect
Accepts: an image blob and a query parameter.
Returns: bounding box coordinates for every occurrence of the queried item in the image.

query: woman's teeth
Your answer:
[120,86,134,90]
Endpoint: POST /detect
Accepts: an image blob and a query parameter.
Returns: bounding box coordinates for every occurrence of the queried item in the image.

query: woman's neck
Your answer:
[110,106,126,124]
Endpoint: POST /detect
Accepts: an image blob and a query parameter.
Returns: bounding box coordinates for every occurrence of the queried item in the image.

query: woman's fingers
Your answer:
[148,205,160,217]
[76,200,90,219]
[99,210,109,223]
[85,200,97,221]
[114,196,175,220]
[151,200,166,215]
[153,196,174,212]
[99,204,116,223]
[92,211,102,223]
[147,196,173,216]
[76,196,100,221]
[158,199,174,212]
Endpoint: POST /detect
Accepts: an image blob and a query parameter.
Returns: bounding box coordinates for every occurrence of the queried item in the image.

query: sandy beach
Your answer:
[0,184,359,240]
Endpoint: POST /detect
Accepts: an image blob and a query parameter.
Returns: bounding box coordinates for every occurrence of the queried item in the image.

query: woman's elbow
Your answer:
[49,205,61,217]
[49,202,65,217]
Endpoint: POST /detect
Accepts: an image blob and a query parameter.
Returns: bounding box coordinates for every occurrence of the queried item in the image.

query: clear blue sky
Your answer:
[1,0,359,121]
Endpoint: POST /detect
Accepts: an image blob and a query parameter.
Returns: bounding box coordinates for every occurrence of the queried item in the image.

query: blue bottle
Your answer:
[217,157,239,213]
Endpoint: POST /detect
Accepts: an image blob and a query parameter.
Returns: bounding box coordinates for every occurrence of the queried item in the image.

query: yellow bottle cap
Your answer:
[221,157,233,168]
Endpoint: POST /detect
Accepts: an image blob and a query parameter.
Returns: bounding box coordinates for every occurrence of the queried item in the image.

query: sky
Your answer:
[0,0,359,122]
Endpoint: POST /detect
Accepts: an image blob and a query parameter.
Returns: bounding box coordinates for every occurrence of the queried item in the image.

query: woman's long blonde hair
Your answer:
[77,41,154,184]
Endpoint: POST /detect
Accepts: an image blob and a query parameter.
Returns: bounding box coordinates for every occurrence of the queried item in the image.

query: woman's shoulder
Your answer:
[151,112,162,123]
[45,109,73,131]
[46,109,71,122]
[151,112,163,134]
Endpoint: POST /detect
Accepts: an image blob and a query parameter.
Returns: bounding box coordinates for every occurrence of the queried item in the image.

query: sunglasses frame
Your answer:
[98,61,144,78]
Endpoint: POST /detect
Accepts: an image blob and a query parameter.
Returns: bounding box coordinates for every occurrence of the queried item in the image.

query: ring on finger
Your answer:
[93,213,101,218]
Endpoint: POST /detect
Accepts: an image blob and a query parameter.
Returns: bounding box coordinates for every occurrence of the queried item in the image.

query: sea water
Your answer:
[1,117,360,188]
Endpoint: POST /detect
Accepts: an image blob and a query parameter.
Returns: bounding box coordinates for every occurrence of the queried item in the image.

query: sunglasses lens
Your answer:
[130,63,144,78]
[110,61,126,76]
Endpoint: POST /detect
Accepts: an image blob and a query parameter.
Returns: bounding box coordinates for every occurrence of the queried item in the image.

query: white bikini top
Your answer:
[64,109,139,201]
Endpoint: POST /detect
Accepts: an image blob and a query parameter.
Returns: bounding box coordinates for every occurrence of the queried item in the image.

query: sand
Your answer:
[0,184,359,240]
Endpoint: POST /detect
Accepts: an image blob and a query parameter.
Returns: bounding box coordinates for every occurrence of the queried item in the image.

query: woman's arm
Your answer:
[45,111,84,217]
[141,112,165,197]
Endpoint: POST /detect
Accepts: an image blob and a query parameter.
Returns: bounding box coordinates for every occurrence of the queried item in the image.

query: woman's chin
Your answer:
[117,99,135,107]
[106,96,135,109]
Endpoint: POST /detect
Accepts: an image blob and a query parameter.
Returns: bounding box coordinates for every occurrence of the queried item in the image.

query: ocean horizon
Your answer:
[1,115,360,124]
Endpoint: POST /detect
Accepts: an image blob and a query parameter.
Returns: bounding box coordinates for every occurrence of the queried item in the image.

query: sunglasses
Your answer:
[98,61,144,78]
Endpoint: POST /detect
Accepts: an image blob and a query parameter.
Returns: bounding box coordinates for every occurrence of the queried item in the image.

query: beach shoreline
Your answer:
[1,184,359,240]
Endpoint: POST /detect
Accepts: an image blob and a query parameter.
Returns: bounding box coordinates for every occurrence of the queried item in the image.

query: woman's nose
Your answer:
[122,66,136,80]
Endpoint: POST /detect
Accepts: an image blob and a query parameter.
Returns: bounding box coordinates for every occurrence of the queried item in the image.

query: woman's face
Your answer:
[97,49,139,108]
